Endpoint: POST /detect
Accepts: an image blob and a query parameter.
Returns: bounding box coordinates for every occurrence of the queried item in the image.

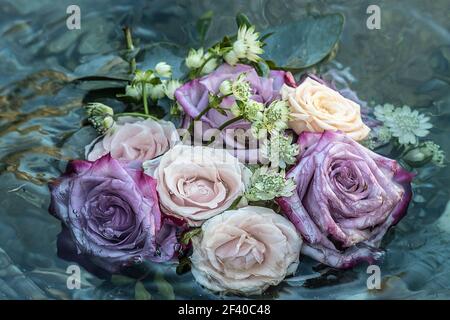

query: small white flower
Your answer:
[245,166,296,201]
[155,62,172,78]
[148,83,165,100]
[424,141,445,167]
[262,133,299,169]
[374,103,395,122]
[133,69,154,84]
[231,73,251,101]
[232,39,247,59]
[185,48,204,69]
[231,99,264,123]
[164,79,182,100]
[384,105,432,145]
[219,80,232,96]
[200,53,218,75]
[224,50,239,66]
[235,25,263,62]
[263,100,290,132]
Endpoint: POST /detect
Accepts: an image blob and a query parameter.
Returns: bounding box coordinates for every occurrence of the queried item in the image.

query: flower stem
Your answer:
[123,27,136,74]
[188,105,213,133]
[218,115,244,130]
[141,82,149,115]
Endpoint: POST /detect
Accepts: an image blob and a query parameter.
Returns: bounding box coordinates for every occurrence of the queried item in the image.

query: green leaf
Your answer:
[263,13,344,70]
[110,275,136,286]
[181,228,202,245]
[155,272,175,300]
[196,10,214,44]
[260,32,275,43]
[135,281,152,300]
[236,13,252,28]
[255,60,270,77]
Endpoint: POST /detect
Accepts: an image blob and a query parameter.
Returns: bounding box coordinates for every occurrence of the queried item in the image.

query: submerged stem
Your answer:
[123,27,136,74]
[142,82,149,115]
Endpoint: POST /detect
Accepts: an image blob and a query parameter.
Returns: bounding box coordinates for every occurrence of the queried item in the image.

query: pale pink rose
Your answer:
[281,77,370,141]
[155,145,248,226]
[191,206,301,295]
[85,116,179,163]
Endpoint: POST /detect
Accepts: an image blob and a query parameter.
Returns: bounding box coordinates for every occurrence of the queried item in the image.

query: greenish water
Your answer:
[0,0,449,299]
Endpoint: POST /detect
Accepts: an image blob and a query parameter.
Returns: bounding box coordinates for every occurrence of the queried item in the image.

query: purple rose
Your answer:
[277,131,414,269]
[49,155,178,273]
[175,63,295,163]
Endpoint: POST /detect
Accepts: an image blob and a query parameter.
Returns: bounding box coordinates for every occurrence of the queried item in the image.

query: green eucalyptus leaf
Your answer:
[196,10,214,44]
[263,13,344,70]
[236,13,252,28]
[135,281,152,300]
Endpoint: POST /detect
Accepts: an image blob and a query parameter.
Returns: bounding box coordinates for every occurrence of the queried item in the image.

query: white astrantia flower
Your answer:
[262,133,299,169]
[219,80,232,96]
[148,83,166,100]
[384,105,432,145]
[263,99,290,132]
[132,69,154,84]
[185,48,204,69]
[223,50,239,66]
[424,141,445,166]
[200,53,219,75]
[235,25,264,62]
[164,79,182,100]
[231,99,264,123]
[245,166,296,202]
[231,73,251,101]
[374,103,396,122]
[154,62,172,78]
[375,125,393,143]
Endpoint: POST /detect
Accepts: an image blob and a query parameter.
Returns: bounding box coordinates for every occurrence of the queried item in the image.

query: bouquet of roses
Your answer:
[48,13,445,296]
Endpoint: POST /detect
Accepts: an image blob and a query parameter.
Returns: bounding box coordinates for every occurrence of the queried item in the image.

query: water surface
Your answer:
[1,0,449,299]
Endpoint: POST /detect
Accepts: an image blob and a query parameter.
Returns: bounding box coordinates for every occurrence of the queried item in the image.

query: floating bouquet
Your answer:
[48,13,445,296]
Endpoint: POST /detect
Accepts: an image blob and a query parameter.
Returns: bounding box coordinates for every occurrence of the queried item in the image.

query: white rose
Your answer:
[191,206,302,295]
[281,77,370,141]
[85,116,179,163]
[155,145,248,226]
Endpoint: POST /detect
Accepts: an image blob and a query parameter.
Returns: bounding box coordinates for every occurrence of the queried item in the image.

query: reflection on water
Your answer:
[0,0,449,299]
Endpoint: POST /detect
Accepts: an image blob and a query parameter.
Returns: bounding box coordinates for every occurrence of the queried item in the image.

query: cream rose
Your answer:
[155,145,247,226]
[281,77,370,141]
[191,206,301,295]
[85,116,179,162]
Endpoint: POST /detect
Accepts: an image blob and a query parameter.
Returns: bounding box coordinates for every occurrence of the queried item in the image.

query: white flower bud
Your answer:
[149,83,165,100]
[201,56,218,75]
[219,80,232,96]
[185,48,204,69]
[232,39,247,59]
[164,79,182,100]
[155,62,172,78]
[224,50,239,66]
